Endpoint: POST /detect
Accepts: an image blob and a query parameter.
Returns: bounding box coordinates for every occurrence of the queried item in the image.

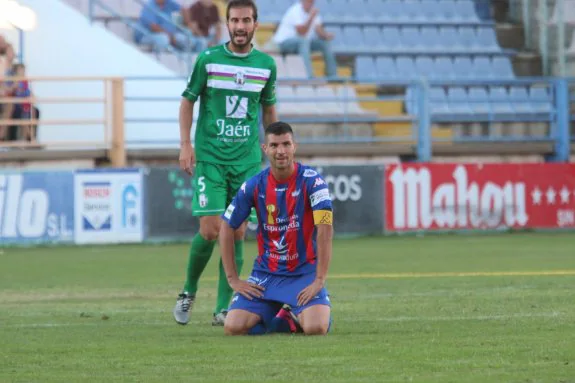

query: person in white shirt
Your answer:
[272,0,337,79]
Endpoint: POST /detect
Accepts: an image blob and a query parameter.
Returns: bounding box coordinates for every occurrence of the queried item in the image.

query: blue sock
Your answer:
[248,323,267,335]
[269,317,293,333]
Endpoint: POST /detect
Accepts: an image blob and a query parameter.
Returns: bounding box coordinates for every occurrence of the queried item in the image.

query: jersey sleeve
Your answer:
[261,59,277,106]
[222,179,256,229]
[306,171,333,225]
[182,53,208,102]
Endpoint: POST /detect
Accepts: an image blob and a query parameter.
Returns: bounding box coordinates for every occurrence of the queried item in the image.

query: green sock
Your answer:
[215,240,245,314]
[183,233,216,295]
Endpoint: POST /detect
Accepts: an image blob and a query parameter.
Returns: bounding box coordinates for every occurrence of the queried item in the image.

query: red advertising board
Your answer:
[385,163,575,231]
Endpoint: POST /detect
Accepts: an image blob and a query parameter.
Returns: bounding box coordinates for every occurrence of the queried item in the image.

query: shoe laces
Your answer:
[178,293,194,312]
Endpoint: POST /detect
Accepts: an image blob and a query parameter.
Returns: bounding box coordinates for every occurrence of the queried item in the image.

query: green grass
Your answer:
[1,233,575,382]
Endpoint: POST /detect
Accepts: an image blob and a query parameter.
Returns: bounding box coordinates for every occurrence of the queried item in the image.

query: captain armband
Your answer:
[313,210,333,225]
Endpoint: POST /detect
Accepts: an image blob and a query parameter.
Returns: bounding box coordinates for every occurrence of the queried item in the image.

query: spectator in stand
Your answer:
[9,64,37,142]
[272,0,337,79]
[182,0,222,51]
[0,35,15,142]
[134,0,194,53]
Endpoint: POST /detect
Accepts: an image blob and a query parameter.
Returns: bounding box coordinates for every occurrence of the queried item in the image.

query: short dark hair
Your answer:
[265,121,294,137]
[226,0,258,22]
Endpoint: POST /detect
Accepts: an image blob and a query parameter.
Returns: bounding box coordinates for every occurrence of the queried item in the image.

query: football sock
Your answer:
[247,322,267,335]
[183,233,216,294]
[269,316,294,333]
[215,240,244,314]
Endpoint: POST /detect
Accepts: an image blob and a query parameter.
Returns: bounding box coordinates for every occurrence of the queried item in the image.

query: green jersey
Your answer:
[182,44,277,165]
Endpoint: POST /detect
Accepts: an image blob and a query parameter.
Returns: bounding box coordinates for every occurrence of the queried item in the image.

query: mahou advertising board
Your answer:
[385,163,575,232]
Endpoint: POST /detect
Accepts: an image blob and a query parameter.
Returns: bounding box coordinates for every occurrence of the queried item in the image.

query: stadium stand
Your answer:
[2,0,571,163]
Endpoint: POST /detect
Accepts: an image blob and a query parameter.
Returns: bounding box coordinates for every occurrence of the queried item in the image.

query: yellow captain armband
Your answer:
[313,210,333,225]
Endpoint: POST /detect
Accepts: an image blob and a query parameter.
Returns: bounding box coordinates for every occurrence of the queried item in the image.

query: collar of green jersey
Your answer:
[223,42,254,58]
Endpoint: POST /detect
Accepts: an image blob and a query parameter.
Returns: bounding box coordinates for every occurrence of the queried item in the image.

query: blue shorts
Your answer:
[228,270,331,328]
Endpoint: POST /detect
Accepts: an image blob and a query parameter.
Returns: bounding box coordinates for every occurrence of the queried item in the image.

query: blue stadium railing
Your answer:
[122,76,573,162]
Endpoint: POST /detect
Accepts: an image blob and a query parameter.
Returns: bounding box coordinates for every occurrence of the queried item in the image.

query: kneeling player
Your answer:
[219,121,333,335]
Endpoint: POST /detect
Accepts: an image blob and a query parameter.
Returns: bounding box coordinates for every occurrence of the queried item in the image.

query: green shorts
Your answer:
[192,161,261,220]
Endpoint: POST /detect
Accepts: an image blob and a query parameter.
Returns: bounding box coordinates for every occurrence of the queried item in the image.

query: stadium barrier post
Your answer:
[551,78,570,162]
[110,78,127,167]
[416,79,431,162]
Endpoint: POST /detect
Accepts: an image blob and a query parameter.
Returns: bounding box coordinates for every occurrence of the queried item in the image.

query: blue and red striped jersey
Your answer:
[222,163,332,276]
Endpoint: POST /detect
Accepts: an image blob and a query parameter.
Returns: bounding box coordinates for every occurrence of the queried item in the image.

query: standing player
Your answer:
[175,0,278,326]
[220,121,333,336]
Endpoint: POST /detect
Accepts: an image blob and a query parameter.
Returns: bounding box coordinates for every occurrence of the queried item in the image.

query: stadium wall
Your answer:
[1,164,574,246]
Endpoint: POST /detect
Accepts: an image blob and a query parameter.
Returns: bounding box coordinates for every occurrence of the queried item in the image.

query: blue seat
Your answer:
[458,27,477,51]
[434,57,455,80]
[344,26,365,50]
[454,0,480,22]
[415,56,435,79]
[429,87,449,114]
[492,57,515,79]
[453,57,474,80]
[395,56,416,81]
[448,87,472,114]
[489,86,513,114]
[473,56,493,79]
[402,0,423,21]
[326,26,346,51]
[476,27,501,52]
[439,27,463,51]
[467,86,490,113]
[529,87,553,113]
[355,56,377,81]
[401,27,420,51]
[365,0,384,21]
[419,0,441,21]
[474,0,493,20]
[375,56,397,80]
[509,86,532,113]
[363,26,384,50]
[380,0,403,21]
[420,26,441,52]
[381,27,402,52]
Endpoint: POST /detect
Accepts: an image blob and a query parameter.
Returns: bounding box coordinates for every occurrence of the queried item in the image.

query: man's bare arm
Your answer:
[220,222,239,283]
[262,104,278,129]
[179,98,194,144]
[315,224,333,284]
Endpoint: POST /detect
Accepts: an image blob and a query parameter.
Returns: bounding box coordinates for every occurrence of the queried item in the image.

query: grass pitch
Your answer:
[1,233,575,382]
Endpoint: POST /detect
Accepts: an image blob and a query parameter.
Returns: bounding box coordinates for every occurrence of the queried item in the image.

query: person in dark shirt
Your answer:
[182,0,222,50]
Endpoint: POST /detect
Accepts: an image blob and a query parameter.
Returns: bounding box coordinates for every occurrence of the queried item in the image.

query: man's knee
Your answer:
[199,216,221,241]
[224,310,258,335]
[223,320,248,336]
[301,322,329,336]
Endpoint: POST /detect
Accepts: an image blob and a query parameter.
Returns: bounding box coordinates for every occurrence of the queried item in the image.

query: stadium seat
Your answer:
[492,57,515,79]
[429,87,449,114]
[401,27,421,51]
[284,55,308,79]
[467,86,491,114]
[336,85,372,115]
[381,27,402,52]
[355,56,377,80]
[363,26,384,51]
[434,57,455,80]
[509,86,533,114]
[473,56,494,79]
[476,27,501,52]
[375,56,397,80]
[447,87,472,114]
[315,86,341,115]
[415,56,435,79]
[489,86,513,114]
[395,56,416,81]
[271,55,289,80]
[439,27,464,52]
[419,26,441,52]
[529,87,553,113]
[294,86,321,114]
[453,57,475,80]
